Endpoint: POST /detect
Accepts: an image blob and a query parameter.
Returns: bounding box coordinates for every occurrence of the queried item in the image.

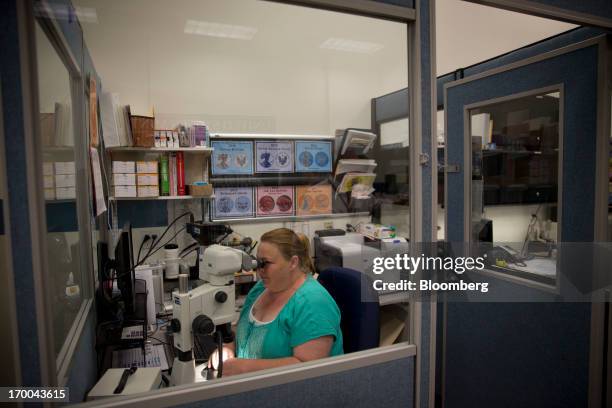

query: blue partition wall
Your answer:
[1,0,43,387]
[175,357,415,408]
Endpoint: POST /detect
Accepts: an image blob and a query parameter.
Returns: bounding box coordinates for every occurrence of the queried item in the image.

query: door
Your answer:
[441,35,609,407]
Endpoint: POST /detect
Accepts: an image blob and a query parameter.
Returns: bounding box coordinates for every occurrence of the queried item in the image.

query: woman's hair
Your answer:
[260,228,314,274]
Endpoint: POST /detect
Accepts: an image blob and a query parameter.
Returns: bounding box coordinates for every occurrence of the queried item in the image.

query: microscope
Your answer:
[170,223,257,386]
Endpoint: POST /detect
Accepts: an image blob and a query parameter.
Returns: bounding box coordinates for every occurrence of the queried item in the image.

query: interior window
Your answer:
[469,90,560,286]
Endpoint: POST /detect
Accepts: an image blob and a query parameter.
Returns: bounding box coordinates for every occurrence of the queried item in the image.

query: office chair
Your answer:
[318,267,380,353]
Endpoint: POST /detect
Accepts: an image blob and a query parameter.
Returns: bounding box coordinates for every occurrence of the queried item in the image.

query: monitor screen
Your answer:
[115,222,135,315]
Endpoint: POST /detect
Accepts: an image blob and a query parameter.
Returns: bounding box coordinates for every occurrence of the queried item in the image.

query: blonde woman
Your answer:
[210,228,343,376]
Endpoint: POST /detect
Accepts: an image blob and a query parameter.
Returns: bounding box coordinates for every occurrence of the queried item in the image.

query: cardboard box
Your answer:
[112,161,136,174]
[138,186,159,197]
[54,161,76,174]
[55,174,76,188]
[137,161,158,174]
[43,175,54,188]
[113,185,137,198]
[113,173,136,186]
[136,173,159,186]
[55,187,76,199]
[44,188,55,200]
[43,162,54,176]
[189,183,213,197]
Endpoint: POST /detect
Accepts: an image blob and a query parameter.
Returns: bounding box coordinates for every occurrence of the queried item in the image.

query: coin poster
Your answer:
[212,187,254,219]
[295,141,332,172]
[256,186,294,217]
[211,141,254,175]
[295,184,332,215]
[255,141,294,173]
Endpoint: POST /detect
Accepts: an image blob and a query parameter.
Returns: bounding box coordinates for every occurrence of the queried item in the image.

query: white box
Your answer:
[87,367,162,400]
[112,161,136,174]
[137,186,159,197]
[54,161,75,174]
[136,173,159,186]
[55,174,76,188]
[137,161,158,174]
[113,185,137,198]
[113,173,136,186]
[43,175,54,188]
[55,187,76,199]
[43,162,54,176]
[44,188,55,200]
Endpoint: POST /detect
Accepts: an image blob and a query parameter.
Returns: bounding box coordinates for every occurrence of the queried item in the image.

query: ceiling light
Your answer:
[184,20,257,40]
[34,4,98,24]
[320,38,383,54]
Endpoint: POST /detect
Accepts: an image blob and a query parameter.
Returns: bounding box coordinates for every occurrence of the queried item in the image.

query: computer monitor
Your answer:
[115,222,135,315]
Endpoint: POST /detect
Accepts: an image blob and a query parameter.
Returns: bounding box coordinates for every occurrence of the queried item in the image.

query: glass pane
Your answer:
[437,109,445,240]
[77,0,411,371]
[35,21,84,357]
[377,117,410,238]
[608,93,612,241]
[470,90,559,285]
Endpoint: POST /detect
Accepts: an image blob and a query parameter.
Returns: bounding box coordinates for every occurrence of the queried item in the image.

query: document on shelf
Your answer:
[90,147,107,216]
[337,172,376,194]
[112,344,169,371]
[334,159,377,176]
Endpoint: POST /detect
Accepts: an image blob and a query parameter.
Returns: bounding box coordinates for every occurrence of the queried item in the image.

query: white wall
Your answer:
[435,0,576,75]
[76,0,408,134]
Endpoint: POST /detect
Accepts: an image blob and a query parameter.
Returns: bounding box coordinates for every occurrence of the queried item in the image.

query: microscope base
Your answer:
[170,357,195,386]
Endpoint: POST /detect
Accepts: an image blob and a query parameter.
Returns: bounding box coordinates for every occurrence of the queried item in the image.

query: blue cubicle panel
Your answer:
[0,200,4,235]
[1,0,43,387]
[372,0,415,7]
[175,357,415,408]
[437,27,607,109]
[442,35,601,407]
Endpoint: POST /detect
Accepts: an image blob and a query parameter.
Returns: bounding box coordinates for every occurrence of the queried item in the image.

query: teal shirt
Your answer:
[235,276,343,359]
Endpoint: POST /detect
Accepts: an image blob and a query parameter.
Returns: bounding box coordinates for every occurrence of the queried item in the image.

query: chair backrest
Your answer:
[317,267,380,353]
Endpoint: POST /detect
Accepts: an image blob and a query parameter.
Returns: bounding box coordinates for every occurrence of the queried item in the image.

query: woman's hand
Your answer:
[207,346,235,370]
[219,358,250,376]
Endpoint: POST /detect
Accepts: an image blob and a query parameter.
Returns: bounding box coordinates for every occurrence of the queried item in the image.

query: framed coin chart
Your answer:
[256,186,295,216]
[295,141,332,172]
[295,184,332,215]
[255,141,294,173]
[211,140,254,175]
[212,187,255,219]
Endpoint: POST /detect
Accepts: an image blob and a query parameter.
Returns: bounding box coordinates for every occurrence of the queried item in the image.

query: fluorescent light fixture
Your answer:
[320,38,383,54]
[34,4,98,23]
[184,20,257,40]
[545,92,560,98]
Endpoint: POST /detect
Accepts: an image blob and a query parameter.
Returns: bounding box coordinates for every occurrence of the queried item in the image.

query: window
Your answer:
[469,89,560,285]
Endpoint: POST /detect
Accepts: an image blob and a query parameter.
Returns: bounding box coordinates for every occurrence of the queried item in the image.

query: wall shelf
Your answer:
[106,146,212,155]
[109,195,214,201]
[210,133,334,140]
[213,211,369,224]
[210,175,330,187]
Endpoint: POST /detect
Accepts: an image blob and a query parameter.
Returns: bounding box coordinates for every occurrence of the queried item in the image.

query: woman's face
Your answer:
[256,241,298,292]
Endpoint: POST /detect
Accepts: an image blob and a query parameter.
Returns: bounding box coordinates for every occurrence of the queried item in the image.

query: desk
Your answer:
[489,256,556,285]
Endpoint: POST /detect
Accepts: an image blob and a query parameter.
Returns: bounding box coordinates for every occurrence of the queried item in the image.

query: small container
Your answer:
[165,258,180,279]
[188,183,213,197]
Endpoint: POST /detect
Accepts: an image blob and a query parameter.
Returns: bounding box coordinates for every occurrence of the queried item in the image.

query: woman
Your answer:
[211,228,343,376]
